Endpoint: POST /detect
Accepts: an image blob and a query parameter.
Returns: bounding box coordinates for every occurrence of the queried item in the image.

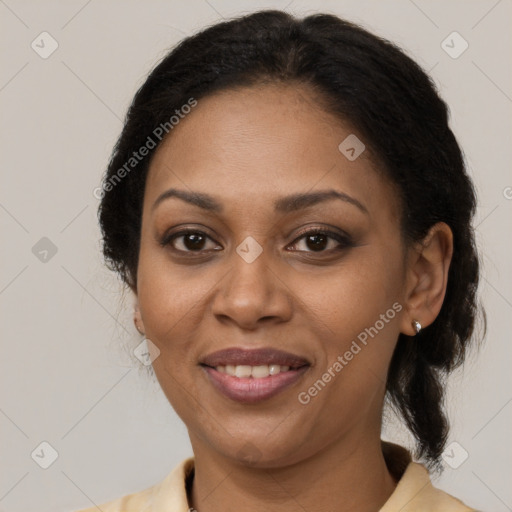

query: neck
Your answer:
[188,433,397,512]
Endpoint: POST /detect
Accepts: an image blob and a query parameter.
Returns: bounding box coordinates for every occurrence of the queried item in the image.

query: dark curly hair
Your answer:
[98,10,483,470]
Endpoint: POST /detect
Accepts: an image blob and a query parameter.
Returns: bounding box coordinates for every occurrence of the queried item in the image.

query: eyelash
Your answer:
[160,227,354,256]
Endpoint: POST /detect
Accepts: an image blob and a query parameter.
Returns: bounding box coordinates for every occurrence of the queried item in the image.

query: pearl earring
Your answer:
[412,320,422,335]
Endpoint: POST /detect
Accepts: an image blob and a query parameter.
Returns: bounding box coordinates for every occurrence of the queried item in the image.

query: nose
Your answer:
[211,246,293,330]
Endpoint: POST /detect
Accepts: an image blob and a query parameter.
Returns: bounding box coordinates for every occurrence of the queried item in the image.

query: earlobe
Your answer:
[133,300,146,335]
[401,222,453,336]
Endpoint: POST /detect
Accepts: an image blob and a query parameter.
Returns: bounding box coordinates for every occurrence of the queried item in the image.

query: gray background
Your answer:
[1,1,511,511]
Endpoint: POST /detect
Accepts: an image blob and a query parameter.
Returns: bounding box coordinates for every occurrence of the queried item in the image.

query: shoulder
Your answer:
[75,487,153,512]
[382,461,477,511]
[73,457,194,512]
[381,442,477,512]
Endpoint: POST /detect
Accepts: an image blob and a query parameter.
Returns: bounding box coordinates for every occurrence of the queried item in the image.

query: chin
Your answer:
[215,434,309,469]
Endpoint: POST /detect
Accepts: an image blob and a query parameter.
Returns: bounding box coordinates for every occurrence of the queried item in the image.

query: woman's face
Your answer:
[136,83,410,467]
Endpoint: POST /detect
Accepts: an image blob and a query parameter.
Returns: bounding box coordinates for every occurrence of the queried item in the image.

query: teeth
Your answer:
[235,365,252,378]
[215,364,292,378]
[252,365,270,378]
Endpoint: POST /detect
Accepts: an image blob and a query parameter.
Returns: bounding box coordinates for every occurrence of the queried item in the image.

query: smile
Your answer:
[200,347,311,404]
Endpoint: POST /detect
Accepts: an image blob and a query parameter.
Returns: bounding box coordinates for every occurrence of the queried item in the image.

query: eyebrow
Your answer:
[152,188,368,215]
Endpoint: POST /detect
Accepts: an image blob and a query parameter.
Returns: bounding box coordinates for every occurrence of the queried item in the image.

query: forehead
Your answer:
[144,83,400,222]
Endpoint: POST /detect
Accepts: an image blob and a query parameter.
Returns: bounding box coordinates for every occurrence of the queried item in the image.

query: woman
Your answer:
[78,9,483,511]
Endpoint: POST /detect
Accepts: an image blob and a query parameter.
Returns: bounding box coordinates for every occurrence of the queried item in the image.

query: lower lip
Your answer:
[202,366,309,404]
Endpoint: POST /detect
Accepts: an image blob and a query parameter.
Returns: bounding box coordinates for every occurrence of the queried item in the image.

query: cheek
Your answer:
[301,250,403,334]
[136,240,210,336]
[294,261,402,436]
[136,256,207,417]
[295,248,403,401]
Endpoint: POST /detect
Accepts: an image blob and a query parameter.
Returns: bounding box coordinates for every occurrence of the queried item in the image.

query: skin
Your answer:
[133,83,453,512]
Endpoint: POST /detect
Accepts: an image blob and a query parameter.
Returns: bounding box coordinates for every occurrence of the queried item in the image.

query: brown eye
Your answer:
[289,229,353,253]
[180,233,207,251]
[162,230,220,253]
[303,233,329,251]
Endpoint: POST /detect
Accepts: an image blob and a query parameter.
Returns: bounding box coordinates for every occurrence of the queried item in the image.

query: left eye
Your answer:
[288,230,352,252]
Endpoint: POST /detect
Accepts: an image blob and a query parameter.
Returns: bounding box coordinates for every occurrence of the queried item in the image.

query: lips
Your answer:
[200,348,311,404]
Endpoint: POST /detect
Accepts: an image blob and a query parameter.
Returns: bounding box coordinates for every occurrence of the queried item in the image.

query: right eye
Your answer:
[161,229,222,253]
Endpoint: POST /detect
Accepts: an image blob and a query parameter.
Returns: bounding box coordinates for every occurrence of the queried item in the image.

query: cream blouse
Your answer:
[75,442,477,511]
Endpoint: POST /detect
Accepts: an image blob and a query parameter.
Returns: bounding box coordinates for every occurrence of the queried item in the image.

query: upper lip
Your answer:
[200,348,310,368]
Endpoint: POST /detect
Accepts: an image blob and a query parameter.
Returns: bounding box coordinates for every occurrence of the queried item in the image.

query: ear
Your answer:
[133,299,146,335]
[400,222,453,336]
